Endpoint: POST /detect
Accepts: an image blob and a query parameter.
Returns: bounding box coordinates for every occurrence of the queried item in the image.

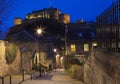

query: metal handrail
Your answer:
[0,74,11,84]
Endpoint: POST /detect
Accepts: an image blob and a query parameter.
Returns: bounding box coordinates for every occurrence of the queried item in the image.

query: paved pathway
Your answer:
[0,69,84,84]
[22,69,84,84]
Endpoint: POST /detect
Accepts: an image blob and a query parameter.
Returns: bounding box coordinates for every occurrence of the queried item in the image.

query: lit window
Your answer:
[38,15,42,18]
[48,15,50,18]
[92,42,97,47]
[119,42,120,48]
[26,16,28,19]
[30,15,33,19]
[71,44,76,52]
[112,43,116,48]
[84,44,89,51]
[45,13,48,18]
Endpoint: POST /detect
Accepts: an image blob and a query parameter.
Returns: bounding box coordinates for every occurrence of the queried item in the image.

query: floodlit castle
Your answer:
[14,7,70,25]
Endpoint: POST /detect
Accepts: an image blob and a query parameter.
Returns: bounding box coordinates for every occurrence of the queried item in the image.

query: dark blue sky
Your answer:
[2,0,113,32]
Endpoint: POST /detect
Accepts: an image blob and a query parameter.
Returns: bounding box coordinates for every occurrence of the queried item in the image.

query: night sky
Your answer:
[2,0,113,32]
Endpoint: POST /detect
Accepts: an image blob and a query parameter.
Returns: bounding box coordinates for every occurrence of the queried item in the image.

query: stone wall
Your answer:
[84,49,120,84]
[14,41,54,72]
[0,40,8,76]
[0,40,54,75]
[9,50,21,74]
[16,42,38,72]
[0,40,21,75]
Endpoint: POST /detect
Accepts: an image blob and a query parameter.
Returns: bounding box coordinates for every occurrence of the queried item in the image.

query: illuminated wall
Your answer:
[59,14,70,24]
[0,40,8,75]
[14,18,22,25]
[26,8,61,20]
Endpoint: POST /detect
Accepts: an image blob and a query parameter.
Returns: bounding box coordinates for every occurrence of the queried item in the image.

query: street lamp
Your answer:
[53,48,57,71]
[53,48,57,52]
[65,25,68,55]
[20,48,25,81]
[37,27,43,77]
[37,29,42,35]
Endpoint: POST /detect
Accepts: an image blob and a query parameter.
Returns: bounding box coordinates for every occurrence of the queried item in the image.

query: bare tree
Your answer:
[0,0,14,39]
[0,0,14,15]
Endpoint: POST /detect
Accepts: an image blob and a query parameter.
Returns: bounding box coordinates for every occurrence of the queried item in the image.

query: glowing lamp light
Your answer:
[53,49,57,52]
[37,29,42,35]
[93,43,97,46]
[56,54,60,57]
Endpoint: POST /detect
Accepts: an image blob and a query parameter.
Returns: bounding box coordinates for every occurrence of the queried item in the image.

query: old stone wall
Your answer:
[9,50,21,74]
[0,40,53,75]
[17,42,38,72]
[14,41,54,72]
[0,40,8,76]
[84,49,120,84]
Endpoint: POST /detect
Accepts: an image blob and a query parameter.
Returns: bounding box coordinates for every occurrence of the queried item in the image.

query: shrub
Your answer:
[67,64,78,77]
[66,64,84,82]
[5,43,18,64]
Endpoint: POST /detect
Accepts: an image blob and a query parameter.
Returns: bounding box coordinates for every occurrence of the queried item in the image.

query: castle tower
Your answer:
[59,14,70,24]
[14,18,22,25]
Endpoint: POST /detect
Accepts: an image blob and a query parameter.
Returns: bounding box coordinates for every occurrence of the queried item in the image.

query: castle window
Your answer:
[26,16,28,19]
[38,15,42,18]
[48,15,50,18]
[30,15,33,19]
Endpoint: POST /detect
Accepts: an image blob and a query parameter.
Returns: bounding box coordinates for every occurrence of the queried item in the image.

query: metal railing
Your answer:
[0,70,37,84]
[0,74,12,84]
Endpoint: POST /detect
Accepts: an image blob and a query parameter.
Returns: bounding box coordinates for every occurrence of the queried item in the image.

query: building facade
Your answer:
[59,14,70,24]
[6,17,66,71]
[6,29,54,71]
[97,0,120,52]
[66,23,96,62]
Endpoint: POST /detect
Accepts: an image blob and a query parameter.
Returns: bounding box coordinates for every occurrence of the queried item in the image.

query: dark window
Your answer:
[78,32,83,37]
[90,32,95,38]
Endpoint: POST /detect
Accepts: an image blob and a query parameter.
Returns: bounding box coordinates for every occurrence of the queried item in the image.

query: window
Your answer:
[71,44,76,52]
[78,32,83,37]
[38,15,42,18]
[84,44,89,51]
[119,42,120,48]
[92,42,97,47]
[26,16,28,19]
[112,42,116,48]
[90,32,95,38]
[29,15,33,19]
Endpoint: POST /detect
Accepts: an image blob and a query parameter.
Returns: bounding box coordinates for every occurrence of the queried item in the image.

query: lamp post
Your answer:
[37,28,42,77]
[20,48,25,81]
[53,48,57,71]
[65,25,68,55]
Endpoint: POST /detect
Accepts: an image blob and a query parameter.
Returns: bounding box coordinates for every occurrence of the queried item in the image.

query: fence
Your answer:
[0,70,36,84]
